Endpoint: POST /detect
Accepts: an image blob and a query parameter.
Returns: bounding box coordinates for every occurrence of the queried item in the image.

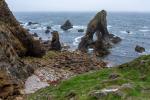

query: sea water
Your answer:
[14,12,150,66]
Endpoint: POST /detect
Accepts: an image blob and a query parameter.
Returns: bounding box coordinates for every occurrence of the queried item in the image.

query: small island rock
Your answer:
[61,20,73,31]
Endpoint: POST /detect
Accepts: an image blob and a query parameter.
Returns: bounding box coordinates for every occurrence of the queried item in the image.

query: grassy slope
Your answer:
[28,55,150,100]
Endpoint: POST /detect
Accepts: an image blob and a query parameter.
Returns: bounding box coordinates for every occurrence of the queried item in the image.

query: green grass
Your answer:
[28,55,150,100]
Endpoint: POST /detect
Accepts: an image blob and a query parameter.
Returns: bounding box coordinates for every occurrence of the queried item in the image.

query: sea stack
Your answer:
[50,31,62,51]
[78,10,121,56]
[61,20,73,31]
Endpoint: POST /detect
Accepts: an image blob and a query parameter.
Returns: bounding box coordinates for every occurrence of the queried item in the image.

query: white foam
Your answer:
[73,25,87,29]
[139,29,150,32]
[88,48,94,51]
[120,31,133,34]
[52,25,61,30]
[120,31,127,34]
[73,35,83,46]
[107,25,112,29]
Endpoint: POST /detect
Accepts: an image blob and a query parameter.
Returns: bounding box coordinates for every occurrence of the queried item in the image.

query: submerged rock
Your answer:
[135,45,145,53]
[50,31,62,51]
[47,26,51,30]
[61,20,73,31]
[78,29,84,32]
[27,22,38,26]
[45,29,50,34]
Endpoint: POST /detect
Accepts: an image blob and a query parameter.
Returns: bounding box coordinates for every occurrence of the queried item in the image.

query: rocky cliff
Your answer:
[0,0,45,57]
[0,0,45,99]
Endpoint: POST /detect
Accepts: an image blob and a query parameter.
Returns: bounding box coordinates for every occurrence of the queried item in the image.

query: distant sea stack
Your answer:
[61,20,73,31]
[78,10,121,56]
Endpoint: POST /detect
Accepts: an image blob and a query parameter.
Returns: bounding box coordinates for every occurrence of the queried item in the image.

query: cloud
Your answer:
[6,0,150,12]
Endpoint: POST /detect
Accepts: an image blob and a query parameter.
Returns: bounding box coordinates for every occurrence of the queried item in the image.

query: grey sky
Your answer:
[6,0,150,12]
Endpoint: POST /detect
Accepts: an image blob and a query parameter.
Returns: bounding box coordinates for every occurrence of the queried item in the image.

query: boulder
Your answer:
[0,0,45,57]
[78,10,121,56]
[135,45,145,53]
[78,29,84,32]
[50,31,62,51]
[61,20,73,31]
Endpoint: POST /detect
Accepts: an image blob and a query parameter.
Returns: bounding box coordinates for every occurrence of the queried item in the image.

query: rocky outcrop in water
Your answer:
[61,20,73,31]
[27,22,38,26]
[78,10,121,56]
[50,31,62,51]
[135,45,145,53]
[78,29,84,32]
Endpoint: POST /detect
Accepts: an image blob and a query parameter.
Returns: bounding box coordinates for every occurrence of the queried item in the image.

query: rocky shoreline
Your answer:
[23,51,106,94]
[0,0,147,100]
[0,0,108,99]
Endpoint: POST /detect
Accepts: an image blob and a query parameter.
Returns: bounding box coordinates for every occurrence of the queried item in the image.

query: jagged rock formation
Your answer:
[0,31,34,99]
[50,31,62,51]
[0,0,45,98]
[61,20,73,31]
[78,10,121,56]
[0,0,45,57]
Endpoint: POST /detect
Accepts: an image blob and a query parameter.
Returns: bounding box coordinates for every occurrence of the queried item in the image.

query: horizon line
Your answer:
[12,10,150,13]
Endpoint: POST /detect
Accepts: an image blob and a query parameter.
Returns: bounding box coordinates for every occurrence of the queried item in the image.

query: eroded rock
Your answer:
[50,31,62,51]
[78,10,121,56]
[0,0,45,57]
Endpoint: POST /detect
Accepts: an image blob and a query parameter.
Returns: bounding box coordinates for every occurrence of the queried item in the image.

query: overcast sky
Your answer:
[6,0,150,12]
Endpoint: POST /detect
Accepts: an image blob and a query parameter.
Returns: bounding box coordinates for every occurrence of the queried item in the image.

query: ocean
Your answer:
[14,12,150,66]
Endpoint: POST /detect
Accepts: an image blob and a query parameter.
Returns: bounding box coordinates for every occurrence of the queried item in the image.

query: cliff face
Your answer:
[0,0,45,57]
[0,0,45,98]
[0,30,34,99]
